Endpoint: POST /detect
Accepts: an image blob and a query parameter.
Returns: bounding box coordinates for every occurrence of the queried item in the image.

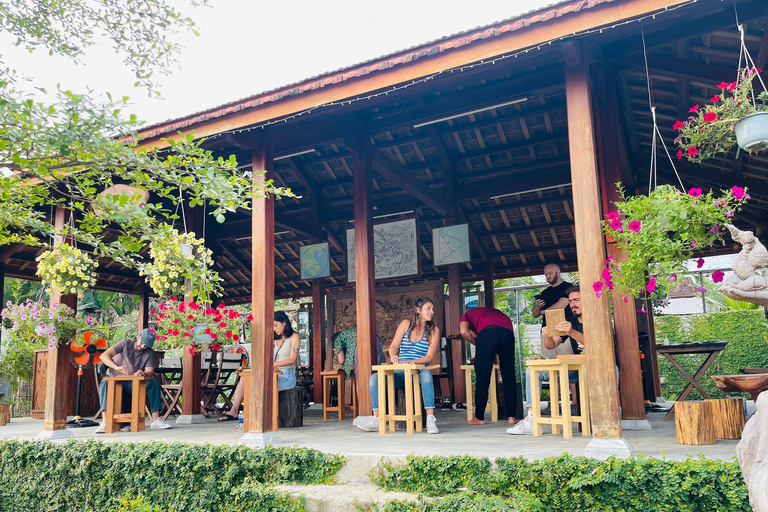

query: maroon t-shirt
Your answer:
[460,307,513,334]
[107,339,156,377]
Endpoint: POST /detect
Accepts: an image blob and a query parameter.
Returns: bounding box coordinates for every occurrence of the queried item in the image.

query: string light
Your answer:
[197,0,699,143]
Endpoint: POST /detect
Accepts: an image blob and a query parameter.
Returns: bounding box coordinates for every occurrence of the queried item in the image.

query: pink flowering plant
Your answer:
[1,299,88,349]
[151,298,252,352]
[674,67,768,162]
[597,184,748,301]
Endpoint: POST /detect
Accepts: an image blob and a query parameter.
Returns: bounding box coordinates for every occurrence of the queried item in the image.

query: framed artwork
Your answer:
[432,224,470,265]
[299,242,331,280]
[346,217,419,282]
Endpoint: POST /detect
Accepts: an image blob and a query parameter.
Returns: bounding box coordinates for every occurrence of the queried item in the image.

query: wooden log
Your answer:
[675,400,716,445]
[394,387,426,430]
[0,403,10,426]
[706,398,745,440]
[277,388,304,428]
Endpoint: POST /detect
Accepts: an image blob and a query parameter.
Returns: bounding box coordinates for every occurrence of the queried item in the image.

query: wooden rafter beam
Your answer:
[0,243,24,264]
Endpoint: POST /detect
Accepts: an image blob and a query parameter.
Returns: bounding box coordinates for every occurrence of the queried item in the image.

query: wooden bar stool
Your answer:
[240,369,281,432]
[526,355,589,439]
[321,369,357,420]
[460,363,501,422]
[104,375,150,433]
[372,364,439,434]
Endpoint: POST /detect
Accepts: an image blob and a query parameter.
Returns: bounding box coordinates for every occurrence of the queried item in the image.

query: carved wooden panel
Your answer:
[31,349,102,418]
[31,350,48,419]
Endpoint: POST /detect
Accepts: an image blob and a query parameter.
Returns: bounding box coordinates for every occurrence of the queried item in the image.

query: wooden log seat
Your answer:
[277,388,304,428]
[706,397,745,439]
[675,400,716,445]
[0,403,10,426]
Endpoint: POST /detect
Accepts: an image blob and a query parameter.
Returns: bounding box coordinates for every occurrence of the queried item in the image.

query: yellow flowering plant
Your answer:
[35,244,98,298]
[139,227,221,299]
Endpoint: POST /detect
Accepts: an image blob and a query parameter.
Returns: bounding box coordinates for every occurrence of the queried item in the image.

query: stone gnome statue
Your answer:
[718,223,768,307]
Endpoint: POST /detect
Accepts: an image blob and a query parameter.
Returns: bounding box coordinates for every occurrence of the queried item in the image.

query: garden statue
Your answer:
[737,392,768,512]
[718,224,768,307]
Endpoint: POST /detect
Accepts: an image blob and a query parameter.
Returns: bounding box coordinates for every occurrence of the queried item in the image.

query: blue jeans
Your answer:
[369,369,434,411]
[99,378,162,414]
[277,367,296,391]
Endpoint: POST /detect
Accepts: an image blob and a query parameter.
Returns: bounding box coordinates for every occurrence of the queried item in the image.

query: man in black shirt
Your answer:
[532,263,572,325]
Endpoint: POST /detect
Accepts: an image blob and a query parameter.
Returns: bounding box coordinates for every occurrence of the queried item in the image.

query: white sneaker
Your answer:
[506,413,533,435]
[356,416,379,432]
[150,418,172,430]
[120,425,132,432]
[94,421,106,434]
[426,414,439,434]
[352,415,373,427]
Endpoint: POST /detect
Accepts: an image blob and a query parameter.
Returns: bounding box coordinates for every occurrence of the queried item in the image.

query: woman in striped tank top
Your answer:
[356,298,441,434]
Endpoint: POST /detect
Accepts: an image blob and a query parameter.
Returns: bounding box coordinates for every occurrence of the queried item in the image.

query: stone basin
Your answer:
[712,374,768,402]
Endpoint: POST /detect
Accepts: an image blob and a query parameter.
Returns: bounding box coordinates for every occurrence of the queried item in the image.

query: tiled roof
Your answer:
[139,0,614,139]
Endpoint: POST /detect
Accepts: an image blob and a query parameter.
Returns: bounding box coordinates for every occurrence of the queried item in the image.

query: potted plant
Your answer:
[674,66,768,161]
[35,244,98,299]
[1,299,89,349]
[595,184,749,302]
[138,226,220,299]
[204,304,253,346]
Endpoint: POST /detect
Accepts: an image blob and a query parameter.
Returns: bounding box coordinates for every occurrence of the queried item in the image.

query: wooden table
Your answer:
[103,375,150,433]
[655,341,727,421]
[526,355,590,439]
[372,363,439,434]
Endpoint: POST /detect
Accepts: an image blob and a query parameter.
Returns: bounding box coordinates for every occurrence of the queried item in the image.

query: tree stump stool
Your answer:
[278,388,303,428]
[394,388,426,430]
[706,397,745,439]
[675,400,716,445]
[0,403,10,426]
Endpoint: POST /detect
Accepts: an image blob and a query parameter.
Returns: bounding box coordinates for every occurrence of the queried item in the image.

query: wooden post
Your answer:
[42,207,76,436]
[137,282,149,330]
[312,280,324,404]
[565,62,622,440]
[483,261,495,309]
[448,265,466,404]
[594,68,646,421]
[352,135,376,416]
[249,132,276,433]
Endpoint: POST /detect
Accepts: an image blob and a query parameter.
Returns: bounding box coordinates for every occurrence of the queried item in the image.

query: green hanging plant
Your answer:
[35,244,98,298]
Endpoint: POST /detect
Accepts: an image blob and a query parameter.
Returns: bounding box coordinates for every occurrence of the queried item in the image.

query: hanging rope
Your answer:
[735,24,768,105]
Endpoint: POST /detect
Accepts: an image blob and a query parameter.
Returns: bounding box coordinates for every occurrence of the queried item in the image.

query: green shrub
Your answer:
[656,310,768,399]
[383,491,543,512]
[0,440,341,512]
[373,454,749,512]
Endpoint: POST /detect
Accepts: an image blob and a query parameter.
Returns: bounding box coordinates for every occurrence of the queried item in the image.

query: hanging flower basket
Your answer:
[734,111,768,152]
[596,184,749,302]
[150,299,252,352]
[138,227,220,299]
[35,245,98,298]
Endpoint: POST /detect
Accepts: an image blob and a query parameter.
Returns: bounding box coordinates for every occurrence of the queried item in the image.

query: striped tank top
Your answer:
[399,328,430,362]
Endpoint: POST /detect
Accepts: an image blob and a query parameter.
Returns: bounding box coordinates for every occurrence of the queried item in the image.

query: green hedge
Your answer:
[372,454,749,512]
[383,491,543,512]
[655,310,768,400]
[0,440,344,512]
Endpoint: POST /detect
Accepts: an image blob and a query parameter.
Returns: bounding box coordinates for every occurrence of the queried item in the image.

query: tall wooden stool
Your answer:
[322,370,356,420]
[240,369,282,432]
[460,363,501,422]
[104,375,150,433]
[372,363,439,434]
[526,355,589,439]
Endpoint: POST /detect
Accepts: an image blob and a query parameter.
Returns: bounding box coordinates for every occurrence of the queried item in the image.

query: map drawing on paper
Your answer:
[432,224,470,266]
[300,242,331,280]
[346,218,418,282]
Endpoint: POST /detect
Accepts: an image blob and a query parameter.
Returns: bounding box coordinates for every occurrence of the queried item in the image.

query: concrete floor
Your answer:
[0,404,742,464]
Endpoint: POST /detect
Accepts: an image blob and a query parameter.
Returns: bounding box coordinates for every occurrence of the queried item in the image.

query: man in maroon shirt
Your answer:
[460,307,518,425]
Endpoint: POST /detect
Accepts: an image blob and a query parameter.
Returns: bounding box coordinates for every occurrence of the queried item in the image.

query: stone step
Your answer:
[275,483,423,512]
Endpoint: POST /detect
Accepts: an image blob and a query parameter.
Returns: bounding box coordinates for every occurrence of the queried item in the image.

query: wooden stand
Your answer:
[675,400,716,445]
[322,370,356,420]
[372,363,439,434]
[527,356,590,439]
[277,388,304,428]
[0,403,9,426]
[706,398,745,440]
[104,375,150,433]
[461,364,500,422]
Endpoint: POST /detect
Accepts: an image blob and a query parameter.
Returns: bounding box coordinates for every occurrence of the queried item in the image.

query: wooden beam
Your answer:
[566,62,622,440]
[137,282,149,331]
[756,23,768,70]
[249,132,277,433]
[371,150,455,218]
[0,243,23,264]
[352,131,377,416]
[447,265,466,404]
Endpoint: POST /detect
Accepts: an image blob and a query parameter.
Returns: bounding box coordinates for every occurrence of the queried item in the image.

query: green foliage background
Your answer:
[655,309,768,400]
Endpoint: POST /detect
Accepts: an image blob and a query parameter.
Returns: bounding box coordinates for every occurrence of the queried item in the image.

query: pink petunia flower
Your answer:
[689,105,700,113]
[610,219,622,231]
[690,241,699,248]
[672,121,684,130]
[687,187,702,198]
[646,278,657,293]
[606,211,620,220]
[731,186,745,199]
[628,221,642,233]
[712,270,725,283]
[602,268,612,281]
[697,258,704,269]
[593,281,604,293]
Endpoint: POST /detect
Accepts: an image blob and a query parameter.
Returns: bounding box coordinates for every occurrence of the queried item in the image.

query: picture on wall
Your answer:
[346,217,419,282]
[299,242,331,280]
[432,224,470,266]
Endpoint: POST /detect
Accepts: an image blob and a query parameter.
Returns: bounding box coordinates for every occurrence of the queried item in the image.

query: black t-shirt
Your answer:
[538,281,573,326]
[567,318,584,354]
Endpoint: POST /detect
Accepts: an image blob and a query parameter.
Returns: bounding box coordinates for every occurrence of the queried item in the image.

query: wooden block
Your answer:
[706,398,745,439]
[544,309,567,337]
[0,403,10,426]
[675,401,716,445]
[278,388,304,428]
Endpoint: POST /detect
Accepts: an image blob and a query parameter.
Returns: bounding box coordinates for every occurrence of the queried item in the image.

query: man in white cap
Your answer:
[95,328,171,432]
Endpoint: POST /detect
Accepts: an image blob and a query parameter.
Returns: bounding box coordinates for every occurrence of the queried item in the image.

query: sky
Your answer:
[2,0,557,126]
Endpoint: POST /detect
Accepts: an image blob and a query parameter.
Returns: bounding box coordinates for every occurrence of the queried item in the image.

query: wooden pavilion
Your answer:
[3,0,768,451]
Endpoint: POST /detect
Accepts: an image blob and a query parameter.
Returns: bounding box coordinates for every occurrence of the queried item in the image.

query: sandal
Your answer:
[218,414,237,422]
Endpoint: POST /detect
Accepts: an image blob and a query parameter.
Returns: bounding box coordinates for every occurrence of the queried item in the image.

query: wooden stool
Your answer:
[240,369,284,432]
[527,355,590,439]
[278,388,304,428]
[0,403,10,426]
[372,363,439,434]
[460,364,500,422]
[675,400,716,445]
[104,375,150,433]
[322,370,357,420]
[705,397,745,439]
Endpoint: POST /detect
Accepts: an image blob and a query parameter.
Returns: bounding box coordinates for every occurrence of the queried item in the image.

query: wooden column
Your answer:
[352,136,376,416]
[0,263,4,317]
[483,261,495,309]
[565,62,622,439]
[250,132,276,433]
[43,207,76,433]
[312,280,324,404]
[595,69,646,421]
[447,264,466,404]
[137,282,150,330]
[180,201,204,419]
